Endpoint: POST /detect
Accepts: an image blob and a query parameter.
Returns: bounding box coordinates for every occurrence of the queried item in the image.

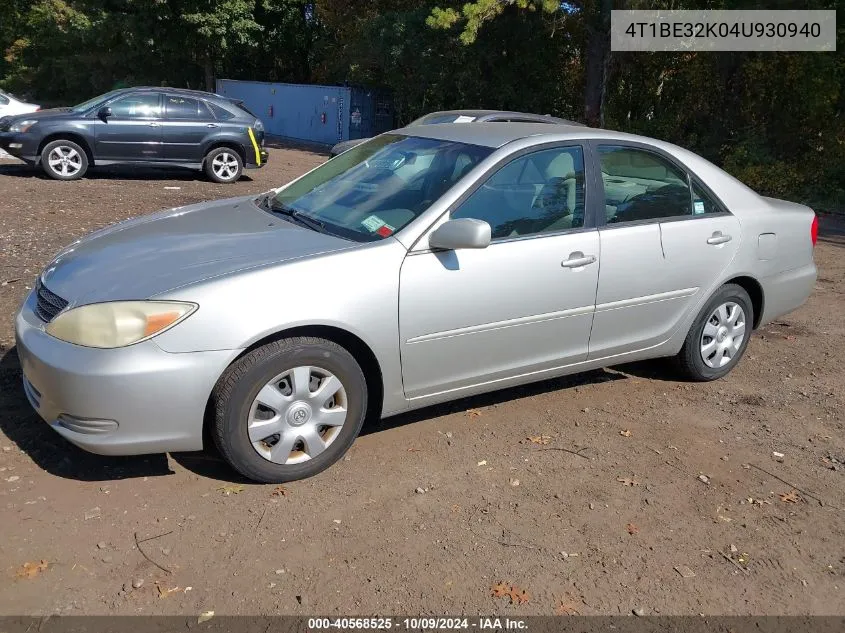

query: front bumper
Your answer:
[0,132,39,162]
[14,290,238,456]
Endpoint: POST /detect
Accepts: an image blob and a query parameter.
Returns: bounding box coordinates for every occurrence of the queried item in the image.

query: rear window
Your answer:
[207,101,236,120]
[164,96,200,119]
[230,100,257,118]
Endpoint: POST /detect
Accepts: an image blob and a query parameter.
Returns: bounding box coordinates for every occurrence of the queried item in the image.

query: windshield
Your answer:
[273,134,492,242]
[70,89,125,113]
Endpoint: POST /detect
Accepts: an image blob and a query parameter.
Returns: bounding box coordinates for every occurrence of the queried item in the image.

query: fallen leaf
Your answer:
[16,560,48,579]
[465,409,482,418]
[271,485,288,497]
[156,583,183,599]
[555,601,580,615]
[674,565,696,578]
[619,430,632,437]
[198,611,214,624]
[617,476,640,487]
[406,448,421,452]
[527,435,551,445]
[626,523,639,535]
[779,490,802,503]
[490,582,510,598]
[217,484,244,496]
[508,586,530,605]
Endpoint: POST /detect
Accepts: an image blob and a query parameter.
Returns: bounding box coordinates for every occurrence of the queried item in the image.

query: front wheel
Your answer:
[675,283,753,381]
[204,147,243,183]
[41,139,88,181]
[211,337,368,483]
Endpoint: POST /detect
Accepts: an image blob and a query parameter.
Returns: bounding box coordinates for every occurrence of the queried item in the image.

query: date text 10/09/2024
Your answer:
[307,617,528,630]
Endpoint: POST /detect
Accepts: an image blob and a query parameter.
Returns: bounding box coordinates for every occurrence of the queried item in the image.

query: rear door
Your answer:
[93,92,162,161]
[160,95,212,162]
[587,143,740,360]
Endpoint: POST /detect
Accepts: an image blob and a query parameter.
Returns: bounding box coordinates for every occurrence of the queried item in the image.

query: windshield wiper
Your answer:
[260,196,327,234]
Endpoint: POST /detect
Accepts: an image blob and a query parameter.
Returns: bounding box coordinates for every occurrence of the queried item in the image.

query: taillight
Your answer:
[811,214,818,247]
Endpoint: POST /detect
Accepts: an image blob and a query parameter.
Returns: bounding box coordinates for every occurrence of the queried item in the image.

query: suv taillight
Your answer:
[811,214,818,247]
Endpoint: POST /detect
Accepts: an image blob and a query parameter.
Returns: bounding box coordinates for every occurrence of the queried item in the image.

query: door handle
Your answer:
[206,123,219,128]
[707,231,732,245]
[561,252,597,268]
[148,122,160,127]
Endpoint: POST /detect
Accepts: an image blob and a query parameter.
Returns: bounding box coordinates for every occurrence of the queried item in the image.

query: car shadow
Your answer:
[0,161,253,183]
[0,346,174,481]
[1,341,640,484]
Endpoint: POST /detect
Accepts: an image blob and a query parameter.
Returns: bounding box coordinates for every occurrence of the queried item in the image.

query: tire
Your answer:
[40,139,88,181]
[211,337,368,483]
[204,147,243,183]
[675,283,754,381]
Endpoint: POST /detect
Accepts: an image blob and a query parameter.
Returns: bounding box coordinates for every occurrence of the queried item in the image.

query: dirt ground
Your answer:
[0,149,843,617]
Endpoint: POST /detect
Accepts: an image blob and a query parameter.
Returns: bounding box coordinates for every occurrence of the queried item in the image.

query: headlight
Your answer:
[10,119,37,133]
[253,119,263,132]
[45,301,197,348]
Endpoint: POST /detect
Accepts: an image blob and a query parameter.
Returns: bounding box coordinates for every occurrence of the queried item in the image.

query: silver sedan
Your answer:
[15,123,818,482]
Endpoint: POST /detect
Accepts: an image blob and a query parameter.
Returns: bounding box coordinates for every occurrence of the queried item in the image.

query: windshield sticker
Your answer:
[454,115,476,123]
[376,224,395,237]
[693,200,706,214]
[361,215,386,232]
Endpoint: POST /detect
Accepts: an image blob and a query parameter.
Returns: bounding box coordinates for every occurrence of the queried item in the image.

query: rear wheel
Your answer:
[41,139,88,181]
[204,147,243,183]
[675,283,753,381]
[211,337,368,483]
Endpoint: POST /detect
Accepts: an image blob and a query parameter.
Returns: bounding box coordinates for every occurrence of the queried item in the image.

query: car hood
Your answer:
[40,195,356,305]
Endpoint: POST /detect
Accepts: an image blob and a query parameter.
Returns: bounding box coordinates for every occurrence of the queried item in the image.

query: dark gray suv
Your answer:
[0,87,268,183]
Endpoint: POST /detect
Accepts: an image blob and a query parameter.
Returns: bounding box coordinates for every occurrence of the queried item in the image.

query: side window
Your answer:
[164,96,200,119]
[599,146,690,224]
[207,101,236,120]
[0,94,9,105]
[451,146,585,239]
[109,94,161,119]
[692,180,725,215]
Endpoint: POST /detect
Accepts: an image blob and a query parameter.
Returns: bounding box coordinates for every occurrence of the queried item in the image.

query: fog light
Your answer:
[9,143,22,149]
[57,414,118,435]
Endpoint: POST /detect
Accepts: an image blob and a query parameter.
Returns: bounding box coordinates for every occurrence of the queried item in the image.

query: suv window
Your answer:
[599,146,691,223]
[109,93,161,119]
[0,94,9,105]
[164,95,200,119]
[451,146,586,239]
[207,101,236,120]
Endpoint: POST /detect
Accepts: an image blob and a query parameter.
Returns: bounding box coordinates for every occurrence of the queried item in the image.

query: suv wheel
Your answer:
[41,140,88,181]
[205,147,243,183]
[211,337,368,483]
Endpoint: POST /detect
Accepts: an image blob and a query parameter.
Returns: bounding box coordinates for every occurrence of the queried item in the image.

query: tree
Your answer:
[427,0,611,126]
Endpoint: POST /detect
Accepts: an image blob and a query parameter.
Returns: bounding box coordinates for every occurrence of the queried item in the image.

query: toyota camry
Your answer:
[15,123,817,482]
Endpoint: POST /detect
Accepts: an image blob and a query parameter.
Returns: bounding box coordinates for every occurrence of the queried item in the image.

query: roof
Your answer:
[413,109,578,125]
[398,121,609,148]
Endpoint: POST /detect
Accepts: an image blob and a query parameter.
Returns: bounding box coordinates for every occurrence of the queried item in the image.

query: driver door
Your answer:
[398,144,600,400]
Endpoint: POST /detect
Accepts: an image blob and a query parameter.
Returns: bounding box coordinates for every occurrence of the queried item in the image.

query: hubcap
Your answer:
[700,301,746,368]
[212,152,239,180]
[247,366,347,465]
[48,146,82,177]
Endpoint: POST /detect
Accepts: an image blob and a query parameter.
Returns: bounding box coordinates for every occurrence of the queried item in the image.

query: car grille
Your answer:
[34,278,68,323]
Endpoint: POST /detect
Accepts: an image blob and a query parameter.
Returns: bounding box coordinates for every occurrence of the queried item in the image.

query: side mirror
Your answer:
[97,106,112,120]
[428,218,491,250]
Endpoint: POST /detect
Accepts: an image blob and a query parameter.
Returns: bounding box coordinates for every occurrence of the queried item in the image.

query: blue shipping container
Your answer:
[216,79,393,146]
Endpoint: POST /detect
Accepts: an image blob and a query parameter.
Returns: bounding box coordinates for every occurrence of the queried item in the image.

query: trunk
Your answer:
[204,52,215,93]
[583,0,612,127]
